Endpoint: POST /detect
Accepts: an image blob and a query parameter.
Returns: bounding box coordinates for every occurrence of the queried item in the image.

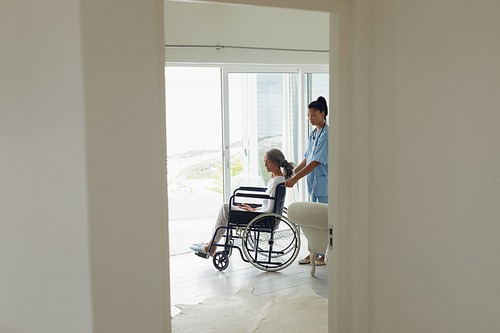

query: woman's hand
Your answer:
[285,161,319,188]
[284,177,298,188]
[238,203,257,212]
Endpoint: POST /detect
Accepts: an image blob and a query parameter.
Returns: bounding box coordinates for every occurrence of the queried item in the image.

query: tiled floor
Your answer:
[169,235,328,317]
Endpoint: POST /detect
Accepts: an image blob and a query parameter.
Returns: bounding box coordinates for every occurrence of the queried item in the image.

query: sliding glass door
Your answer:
[304,72,330,132]
[165,66,328,250]
[222,71,299,201]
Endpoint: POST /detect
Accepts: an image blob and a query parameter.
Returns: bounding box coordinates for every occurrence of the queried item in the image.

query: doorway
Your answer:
[164,0,341,330]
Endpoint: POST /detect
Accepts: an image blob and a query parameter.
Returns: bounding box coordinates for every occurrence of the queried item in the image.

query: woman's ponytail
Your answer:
[265,149,296,180]
[282,159,295,180]
[316,96,328,116]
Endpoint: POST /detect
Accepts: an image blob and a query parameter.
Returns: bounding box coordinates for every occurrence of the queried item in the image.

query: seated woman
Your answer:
[190,148,295,257]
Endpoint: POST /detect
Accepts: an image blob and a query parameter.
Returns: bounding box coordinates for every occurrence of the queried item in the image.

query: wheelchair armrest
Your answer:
[233,193,271,199]
[233,187,267,195]
[229,193,274,209]
[235,186,267,192]
[230,193,272,201]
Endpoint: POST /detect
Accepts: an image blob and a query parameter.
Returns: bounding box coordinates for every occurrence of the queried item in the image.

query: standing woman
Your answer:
[284,96,328,264]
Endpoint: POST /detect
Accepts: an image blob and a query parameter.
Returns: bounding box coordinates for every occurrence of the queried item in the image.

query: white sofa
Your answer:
[287,202,329,276]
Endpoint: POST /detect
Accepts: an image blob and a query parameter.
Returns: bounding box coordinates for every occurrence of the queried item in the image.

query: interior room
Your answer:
[165,0,329,253]
[165,2,332,318]
[2,0,500,332]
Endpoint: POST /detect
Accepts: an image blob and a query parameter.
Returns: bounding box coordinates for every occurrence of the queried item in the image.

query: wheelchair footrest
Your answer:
[195,252,209,259]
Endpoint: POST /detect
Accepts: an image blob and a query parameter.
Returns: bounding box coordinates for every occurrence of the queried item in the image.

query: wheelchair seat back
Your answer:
[273,183,286,215]
[228,183,286,227]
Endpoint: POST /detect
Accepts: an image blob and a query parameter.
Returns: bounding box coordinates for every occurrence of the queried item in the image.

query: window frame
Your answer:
[164,62,329,202]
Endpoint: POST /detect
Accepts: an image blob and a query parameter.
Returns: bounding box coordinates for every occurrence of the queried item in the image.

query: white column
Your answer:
[0,0,170,332]
[0,1,92,331]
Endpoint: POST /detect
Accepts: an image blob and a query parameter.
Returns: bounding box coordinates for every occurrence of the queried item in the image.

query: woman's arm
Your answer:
[284,161,320,188]
[238,203,258,212]
[294,158,307,174]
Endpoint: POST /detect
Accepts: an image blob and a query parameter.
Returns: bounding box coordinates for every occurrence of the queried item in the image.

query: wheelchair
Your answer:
[197,183,300,272]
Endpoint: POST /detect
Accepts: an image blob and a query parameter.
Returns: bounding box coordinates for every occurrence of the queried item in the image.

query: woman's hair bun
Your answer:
[308,96,328,116]
[317,96,327,107]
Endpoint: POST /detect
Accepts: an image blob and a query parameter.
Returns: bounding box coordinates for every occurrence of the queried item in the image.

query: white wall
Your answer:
[164,1,329,64]
[369,0,500,332]
[0,1,93,332]
[0,0,169,332]
[81,0,169,332]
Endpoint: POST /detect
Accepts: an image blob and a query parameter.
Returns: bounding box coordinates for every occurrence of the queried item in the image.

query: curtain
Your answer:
[281,74,300,207]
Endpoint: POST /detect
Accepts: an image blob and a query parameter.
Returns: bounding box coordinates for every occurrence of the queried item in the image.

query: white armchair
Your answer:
[287,202,328,276]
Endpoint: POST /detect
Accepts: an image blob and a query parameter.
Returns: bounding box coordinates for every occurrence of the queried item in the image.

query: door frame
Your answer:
[164,63,328,204]
[164,1,357,333]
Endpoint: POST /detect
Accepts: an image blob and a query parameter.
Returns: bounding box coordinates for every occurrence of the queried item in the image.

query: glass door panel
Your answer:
[226,72,299,197]
[305,73,330,134]
[297,72,329,202]
[165,67,223,255]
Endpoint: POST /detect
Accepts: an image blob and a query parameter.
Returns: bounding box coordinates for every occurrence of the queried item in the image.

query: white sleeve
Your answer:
[256,178,279,213]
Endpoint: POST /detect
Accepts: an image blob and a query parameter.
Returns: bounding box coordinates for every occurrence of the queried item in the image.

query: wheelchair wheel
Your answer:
[242,214,300,272]
[213,251,229,271]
